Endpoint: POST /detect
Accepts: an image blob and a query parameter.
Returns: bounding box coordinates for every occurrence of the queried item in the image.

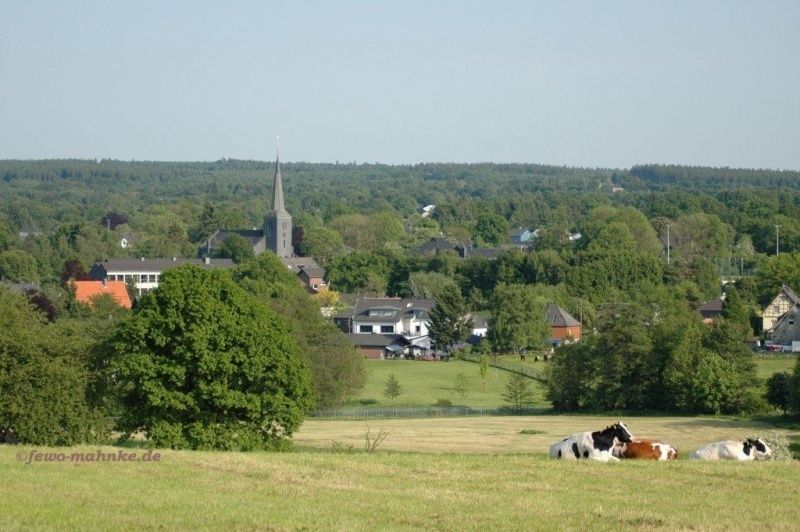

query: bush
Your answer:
[434,398,453,407]
[0,289,109,445]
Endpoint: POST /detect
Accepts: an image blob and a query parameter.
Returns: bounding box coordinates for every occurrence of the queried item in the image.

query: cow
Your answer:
[549,422,633,462]
[0,427,19,445]
[690,438,772,461]
[613,439,677,461]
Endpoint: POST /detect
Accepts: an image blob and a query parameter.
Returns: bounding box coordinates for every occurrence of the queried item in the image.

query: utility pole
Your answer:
[666,224,671,265]
[776,225,781,255]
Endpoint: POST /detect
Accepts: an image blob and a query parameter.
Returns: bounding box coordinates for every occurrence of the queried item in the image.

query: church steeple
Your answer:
[271,150,287,214]
[264,146,293,257]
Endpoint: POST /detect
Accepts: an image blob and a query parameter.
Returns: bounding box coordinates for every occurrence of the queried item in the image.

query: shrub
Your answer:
[434,398,453,407]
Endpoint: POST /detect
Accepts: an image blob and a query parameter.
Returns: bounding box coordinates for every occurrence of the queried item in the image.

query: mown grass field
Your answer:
[349,359,549,409]
[3,432,800,530]
[296,414,800,455]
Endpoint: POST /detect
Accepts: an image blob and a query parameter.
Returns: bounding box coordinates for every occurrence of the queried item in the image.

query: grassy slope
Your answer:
[348,359,549,409]
[2,444,799,530]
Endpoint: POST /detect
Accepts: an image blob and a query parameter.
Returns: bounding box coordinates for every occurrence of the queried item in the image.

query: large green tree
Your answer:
[488,284,549,354]
[233,254,366,408]
[109,265,313,450]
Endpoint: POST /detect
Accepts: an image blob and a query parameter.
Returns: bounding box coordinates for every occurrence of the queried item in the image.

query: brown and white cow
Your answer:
[613,439,677,461]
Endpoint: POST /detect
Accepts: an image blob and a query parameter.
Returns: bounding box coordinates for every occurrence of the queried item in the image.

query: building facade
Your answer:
[90,257,234,296]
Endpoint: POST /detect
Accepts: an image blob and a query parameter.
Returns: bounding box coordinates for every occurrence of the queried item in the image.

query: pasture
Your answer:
[296,414,800,455]
[3,436,800,530]
[754,355,796,379]
[349,359,549,409]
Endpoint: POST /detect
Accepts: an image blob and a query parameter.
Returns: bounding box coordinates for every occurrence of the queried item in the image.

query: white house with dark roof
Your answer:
[334,297,434,358]
[90,257,234,296]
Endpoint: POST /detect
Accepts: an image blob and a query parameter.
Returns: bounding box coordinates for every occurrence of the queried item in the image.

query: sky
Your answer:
[1,1,798,169]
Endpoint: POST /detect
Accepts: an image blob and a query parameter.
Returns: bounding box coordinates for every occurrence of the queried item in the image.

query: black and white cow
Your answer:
[549,422,634,462]
[690,438,772,461]
[0,427,18,445]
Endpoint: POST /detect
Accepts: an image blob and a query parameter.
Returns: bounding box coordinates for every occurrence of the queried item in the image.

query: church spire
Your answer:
[271,148,286,213]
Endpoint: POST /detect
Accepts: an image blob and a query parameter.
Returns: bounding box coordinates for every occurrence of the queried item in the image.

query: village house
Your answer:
[762,285,800,351]
[89,257,234,296]
[72,279,132,309]
[544,303,582,346]
[698,297,724,324]
[509,227,533,245]
[334,297,434,359]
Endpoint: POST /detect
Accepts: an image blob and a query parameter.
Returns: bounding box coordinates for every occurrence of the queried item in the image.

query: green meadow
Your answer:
[346,359,549,409]
[3,414,800,531]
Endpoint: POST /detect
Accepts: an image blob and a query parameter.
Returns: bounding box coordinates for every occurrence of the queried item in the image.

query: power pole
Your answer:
[666,224,671,265]
[776,225,781,255]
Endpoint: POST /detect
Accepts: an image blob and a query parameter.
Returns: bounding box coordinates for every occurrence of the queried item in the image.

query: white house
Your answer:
[90,257,234,296]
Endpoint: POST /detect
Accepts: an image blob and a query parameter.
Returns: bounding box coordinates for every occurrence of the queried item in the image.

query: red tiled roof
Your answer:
[73,280,132,309]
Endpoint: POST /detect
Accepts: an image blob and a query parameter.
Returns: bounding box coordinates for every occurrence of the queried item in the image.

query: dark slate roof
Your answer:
[94,258,234,273]
[698,297,724,315]
[280,257,321,271]
[352,297,435,321]
[781,285,800,305]
[509,227,530,238]
[345,333,408,348]
[416,238,456,254]
[545,303,581,327]
[299,266,326,278]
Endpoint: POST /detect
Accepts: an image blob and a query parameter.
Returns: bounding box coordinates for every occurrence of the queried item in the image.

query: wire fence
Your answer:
[458,352,547,382]
[308,406,548,419]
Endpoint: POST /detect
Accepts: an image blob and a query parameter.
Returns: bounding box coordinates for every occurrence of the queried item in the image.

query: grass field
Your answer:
[348,359,549,409]
[755,355,797,379]
[3,427,800,530]
[296,414,800,455]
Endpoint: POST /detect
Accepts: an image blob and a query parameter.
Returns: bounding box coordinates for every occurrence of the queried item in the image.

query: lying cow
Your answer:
[690,438,772,461]
[613,439,677,461]
[549,422,633,462]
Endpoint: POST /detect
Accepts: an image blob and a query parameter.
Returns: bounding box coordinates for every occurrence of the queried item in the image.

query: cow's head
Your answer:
[746,438,772,460]
[611,421,633,443]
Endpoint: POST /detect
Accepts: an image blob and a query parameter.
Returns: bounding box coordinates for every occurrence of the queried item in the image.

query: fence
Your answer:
[308,406,548,419]
[458,352,546,382]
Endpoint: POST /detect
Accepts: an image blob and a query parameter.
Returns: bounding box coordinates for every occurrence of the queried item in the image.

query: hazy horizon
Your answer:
[2,1,798,170]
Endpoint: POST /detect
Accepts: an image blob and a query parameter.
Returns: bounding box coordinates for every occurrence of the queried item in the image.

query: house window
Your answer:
[790,320,795,326]
[359,325,374,333]
[149,274,157,283]
[368,310,394,318]
[415,325,421,333]
[380,325,394,333]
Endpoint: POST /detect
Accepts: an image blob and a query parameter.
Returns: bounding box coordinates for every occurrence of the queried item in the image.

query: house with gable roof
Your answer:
[334,297,434,358]
[544,303,582,346]
[763,285,800,350]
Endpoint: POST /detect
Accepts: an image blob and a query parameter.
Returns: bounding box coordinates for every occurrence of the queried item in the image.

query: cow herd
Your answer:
[549,421,773,462]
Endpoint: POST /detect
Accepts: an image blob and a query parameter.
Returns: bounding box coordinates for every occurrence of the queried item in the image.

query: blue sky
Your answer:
[1,1,798,168]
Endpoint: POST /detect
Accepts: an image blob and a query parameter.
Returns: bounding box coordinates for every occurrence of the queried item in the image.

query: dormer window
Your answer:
[368,309,394,318]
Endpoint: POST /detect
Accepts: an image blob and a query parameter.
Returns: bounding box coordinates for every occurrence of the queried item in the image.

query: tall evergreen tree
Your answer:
[428,290,472,352]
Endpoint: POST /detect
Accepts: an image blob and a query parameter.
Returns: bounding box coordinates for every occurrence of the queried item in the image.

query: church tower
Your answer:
[264,150,293,257]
